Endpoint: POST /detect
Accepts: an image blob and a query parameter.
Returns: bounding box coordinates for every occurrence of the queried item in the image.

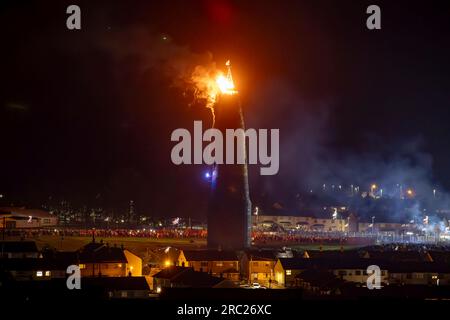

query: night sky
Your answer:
[1,0,450,218]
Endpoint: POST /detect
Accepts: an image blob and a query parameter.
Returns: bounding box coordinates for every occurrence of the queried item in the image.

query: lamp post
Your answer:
[371,184,377,197]
[371,216,375,234]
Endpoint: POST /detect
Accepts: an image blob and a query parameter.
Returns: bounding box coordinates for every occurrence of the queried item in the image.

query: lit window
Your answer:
[286,270,292,275]
[117,264,122,268]
[36,271,43,277]
[216,262,223,267]
[45,271,51,277]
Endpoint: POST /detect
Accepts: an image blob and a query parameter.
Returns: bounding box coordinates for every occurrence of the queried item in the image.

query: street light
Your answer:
[371,216,375,234]
[370,184,377,197]
[254,206,259,226]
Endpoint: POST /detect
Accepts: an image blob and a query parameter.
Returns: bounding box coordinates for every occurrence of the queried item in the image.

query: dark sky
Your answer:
[1,0,450,217]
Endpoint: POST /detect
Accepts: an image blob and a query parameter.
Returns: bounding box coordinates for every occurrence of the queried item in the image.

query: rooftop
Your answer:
[181,250,238,261]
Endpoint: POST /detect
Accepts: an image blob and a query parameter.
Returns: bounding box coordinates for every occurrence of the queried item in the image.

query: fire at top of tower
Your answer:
[190,60,239,127]
[215,60,238,95]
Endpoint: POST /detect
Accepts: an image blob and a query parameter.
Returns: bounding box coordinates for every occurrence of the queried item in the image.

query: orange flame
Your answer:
[216,73,237,95]
[190,60,238,127]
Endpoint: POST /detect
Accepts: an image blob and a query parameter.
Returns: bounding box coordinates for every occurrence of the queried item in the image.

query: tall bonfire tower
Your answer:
[207,61,252,250]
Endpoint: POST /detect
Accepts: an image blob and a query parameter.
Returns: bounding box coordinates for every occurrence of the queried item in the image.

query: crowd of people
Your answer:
[10,227,207,239]
[251,231,350,244]
[8,227,439,246]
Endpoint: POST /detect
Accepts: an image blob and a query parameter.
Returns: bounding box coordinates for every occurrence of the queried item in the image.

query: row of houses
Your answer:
[0,240,151,299]
[3,240,450,297]
[156,247,450,291]
[1,240,142,279]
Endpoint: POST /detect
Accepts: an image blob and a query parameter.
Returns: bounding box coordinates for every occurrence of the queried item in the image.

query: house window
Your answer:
[286,270,292,275]
[45,271,51,277]
[36,271,43,277]
[79,264,86,269]
[216,262,223,267]
[201,262,208,267]
[253,262,259,267]
[338,270,347,276]
[355,271,361,276]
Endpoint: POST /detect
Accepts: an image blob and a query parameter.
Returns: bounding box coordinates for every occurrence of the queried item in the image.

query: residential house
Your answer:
[240,250,277,287]
[177,250,240,281]
[153,266,236,292]
[77,241,142,277]
[0,207,58,229]
[296,269,347,295]
[388,262,450,286]
[274,256,390,287]
[83,276,151,299]
[0,241,39,258]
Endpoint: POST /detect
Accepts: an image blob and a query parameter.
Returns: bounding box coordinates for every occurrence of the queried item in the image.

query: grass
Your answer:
[5,235,363,257]
[21,235,206,255]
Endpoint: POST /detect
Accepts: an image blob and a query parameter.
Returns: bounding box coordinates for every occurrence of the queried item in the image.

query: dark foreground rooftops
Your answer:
[0,241,38,253]
[182,250,238,261]
[153,266,235,288]
[78,242,127,263]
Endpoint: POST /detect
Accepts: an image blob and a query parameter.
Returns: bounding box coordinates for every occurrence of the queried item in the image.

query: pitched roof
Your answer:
[278,256,450,273]
[153,266,229,288]
[152,266,191,279]
[0,257,75,270]
[388,262,450,273]
[0,241,38,253]
[277,257,391,270]
[0,207,54,218]
[296,269,344,289]
[428,250,450,264]
[181,250,238,261]
[78,242,127,263]
[171,270,226,288]
[245,249,278,261]
[362,250,426,262]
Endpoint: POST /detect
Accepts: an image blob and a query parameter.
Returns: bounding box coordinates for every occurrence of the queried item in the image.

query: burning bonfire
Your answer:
[190,60,237,127]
